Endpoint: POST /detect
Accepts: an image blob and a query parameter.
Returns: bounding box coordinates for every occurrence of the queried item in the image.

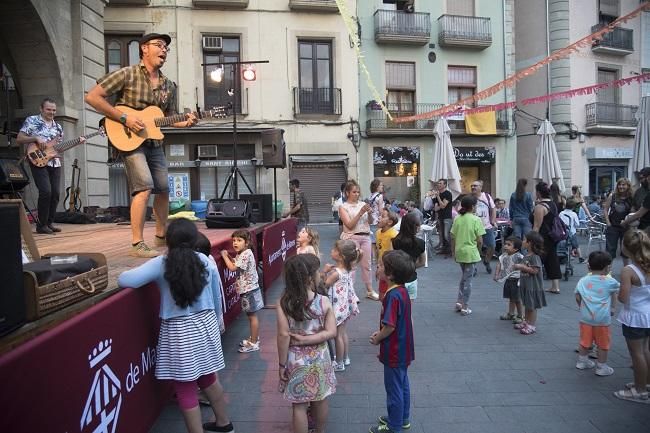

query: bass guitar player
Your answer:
[85,33,198,258]
[16,98,86,234]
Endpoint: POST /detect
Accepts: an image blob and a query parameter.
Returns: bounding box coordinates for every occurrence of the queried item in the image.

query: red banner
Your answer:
[261,218,297,291]
[0,285,170,433]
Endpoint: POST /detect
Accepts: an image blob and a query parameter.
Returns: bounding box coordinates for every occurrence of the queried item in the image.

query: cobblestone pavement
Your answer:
[151,224,650,433]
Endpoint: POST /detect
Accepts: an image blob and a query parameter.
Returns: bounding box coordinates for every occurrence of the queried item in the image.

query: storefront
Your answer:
[586,147,634,197]
[454,146,496,194]
[372,146,420,203]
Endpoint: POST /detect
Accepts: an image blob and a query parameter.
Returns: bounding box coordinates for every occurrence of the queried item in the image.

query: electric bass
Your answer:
[26,127,105,168]
[104,105,227,152]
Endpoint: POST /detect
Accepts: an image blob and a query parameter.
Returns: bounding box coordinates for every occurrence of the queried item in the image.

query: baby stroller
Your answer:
[556,236,575,281]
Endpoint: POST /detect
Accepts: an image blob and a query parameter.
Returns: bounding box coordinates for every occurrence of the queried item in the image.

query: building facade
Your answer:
[357,0,517,203]
[104,0,359,222]
[515,0,645,197]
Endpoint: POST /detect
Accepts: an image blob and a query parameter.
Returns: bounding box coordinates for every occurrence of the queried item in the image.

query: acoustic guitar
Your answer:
[104,105,227,152]
[26,127,105,168]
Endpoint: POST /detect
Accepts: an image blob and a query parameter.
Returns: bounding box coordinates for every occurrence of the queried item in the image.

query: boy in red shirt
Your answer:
[370,250,415,433]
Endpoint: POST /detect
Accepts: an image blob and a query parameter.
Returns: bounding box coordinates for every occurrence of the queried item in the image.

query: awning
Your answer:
[289,154,349,165]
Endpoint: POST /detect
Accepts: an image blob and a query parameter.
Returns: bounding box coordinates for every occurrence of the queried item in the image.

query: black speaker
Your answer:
[239,194,273,223]
[262,129,286,168]
[0,158,30,192]
[0,203,25,335]
[205,199,251,229]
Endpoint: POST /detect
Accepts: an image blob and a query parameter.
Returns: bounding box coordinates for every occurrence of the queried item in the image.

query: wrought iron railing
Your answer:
[373,10,431,39]
[585,102,638,127]
[293,87,342,115]
[591,24,633,51]
[438,14,492,44]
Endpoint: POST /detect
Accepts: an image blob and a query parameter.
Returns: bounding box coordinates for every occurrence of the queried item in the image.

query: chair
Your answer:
[585,218,607,253]
[576,207,589,236]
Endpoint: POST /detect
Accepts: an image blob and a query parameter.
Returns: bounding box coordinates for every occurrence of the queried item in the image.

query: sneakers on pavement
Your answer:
[333,361,345,372]
[238,340,260,353]
[344,357,351,366]
[378,415,411,430]
[369,424,396,433]
[129,241,160,258]
[595,364,614,376]
[460,307,472,316]
[576,358,596,370]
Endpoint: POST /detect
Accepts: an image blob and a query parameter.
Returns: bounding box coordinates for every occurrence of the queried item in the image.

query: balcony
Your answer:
[437,15,492,49]
[192,0,248,8]
[366,103,510,137]
[591,24,633,55]
[289,0,338,13]
[373,10,431,45]
[293,87,342,116]
[585,102,638,134]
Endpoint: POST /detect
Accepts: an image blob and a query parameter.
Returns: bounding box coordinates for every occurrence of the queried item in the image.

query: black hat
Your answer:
[637,167,650,177]
[139,33,171,46]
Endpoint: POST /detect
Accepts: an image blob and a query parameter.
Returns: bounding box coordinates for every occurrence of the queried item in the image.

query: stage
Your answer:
[0,216,297,433]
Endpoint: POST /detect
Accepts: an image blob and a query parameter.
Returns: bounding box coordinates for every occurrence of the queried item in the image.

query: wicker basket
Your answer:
[23,253,108,321]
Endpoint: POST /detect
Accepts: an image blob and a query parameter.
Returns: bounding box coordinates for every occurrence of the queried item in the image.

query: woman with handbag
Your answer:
[530,182,562,294]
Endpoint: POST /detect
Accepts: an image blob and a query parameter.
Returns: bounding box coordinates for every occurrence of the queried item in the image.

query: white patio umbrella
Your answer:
[533,119,565,192]
[430,117,462,198]
[632,96,650,174]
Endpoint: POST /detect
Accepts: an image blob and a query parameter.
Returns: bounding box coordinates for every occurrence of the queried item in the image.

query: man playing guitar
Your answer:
[16,98,85,234]
[85,33,197,258]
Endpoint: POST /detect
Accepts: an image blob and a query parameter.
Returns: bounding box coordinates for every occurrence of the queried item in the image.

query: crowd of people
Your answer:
[116,170,650,433]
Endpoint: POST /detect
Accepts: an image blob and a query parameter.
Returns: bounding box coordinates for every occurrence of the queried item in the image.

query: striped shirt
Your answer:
[97,63,177,146]
[378,285,414,368]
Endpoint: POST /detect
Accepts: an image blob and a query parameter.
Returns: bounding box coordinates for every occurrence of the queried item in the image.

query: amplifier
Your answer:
[0,158,30,192]
[205,199,251,229]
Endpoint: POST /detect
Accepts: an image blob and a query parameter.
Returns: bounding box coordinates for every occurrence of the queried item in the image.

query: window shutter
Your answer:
[599,0,618,17]
[447,0,474,16]
[448,66,476,86]
[386,62,415,90]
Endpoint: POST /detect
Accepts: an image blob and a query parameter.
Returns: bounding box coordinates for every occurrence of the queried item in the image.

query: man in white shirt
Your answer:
[471,180,496,273]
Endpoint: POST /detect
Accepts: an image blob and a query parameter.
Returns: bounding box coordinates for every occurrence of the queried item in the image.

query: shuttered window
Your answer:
[599,0,618,18]
[447,0,474,16]
[597,68,619,103]
[448,66,476,106]
[386,62,415,114]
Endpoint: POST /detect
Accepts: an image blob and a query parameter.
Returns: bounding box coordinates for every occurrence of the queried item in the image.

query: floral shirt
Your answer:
[234,249,258,294]
[19,115,63,167]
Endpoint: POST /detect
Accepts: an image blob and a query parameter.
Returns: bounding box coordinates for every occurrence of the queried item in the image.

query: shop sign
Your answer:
[453,146,496,164]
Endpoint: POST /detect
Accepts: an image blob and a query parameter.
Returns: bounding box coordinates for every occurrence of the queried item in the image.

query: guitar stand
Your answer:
[219,166,253,199]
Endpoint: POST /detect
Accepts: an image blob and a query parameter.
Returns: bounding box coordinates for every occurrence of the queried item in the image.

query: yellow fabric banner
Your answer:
[465,111,497,135]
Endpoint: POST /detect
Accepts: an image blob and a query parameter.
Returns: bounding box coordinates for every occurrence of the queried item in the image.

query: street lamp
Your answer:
[202,59,268,199]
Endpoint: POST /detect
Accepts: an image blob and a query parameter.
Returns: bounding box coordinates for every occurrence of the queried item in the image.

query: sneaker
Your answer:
[369,424,396,433]
[239,338,257,347]
[344,357,351,366]
[454,302,463,312]
[333,361,345,372]
[238,341,260,353]
[512,315,524,324]
[460,307,472,316]
[203,421,235,432]
[153,235,166,247]
[576,358,596,370]
[595,364,614,376]
[378,415,411,430]
[129,241,160,258]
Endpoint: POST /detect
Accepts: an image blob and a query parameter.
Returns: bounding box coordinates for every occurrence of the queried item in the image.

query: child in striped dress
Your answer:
[118,219,233,433]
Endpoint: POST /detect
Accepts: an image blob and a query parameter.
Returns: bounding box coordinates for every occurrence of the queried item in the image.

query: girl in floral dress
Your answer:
[277,255,337,433]
[324,239,361,371]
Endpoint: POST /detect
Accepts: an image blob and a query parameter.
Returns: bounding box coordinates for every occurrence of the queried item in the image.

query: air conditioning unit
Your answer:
[198,145,218,159]
[202,36,223,52]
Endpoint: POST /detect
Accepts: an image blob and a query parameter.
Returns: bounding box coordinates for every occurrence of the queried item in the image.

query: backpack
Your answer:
[541,203,568,242]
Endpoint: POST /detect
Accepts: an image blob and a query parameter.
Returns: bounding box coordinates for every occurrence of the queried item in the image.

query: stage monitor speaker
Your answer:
[262,128,286,169]
[239,194,273,223]
[205,199,251,229]
[0,203,25,336]
[0,158,30,192]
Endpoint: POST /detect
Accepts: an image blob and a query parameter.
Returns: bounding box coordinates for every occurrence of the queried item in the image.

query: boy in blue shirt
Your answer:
[574,251,619,376]
[370,250,415,433]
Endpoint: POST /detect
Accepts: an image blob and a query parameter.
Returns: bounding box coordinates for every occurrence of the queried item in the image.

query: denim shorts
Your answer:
[482,228,496,248]
[240,288,264,313]
[122,141,169,195]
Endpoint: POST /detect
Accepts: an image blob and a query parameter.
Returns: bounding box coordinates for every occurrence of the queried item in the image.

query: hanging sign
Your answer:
[453,147,496,164]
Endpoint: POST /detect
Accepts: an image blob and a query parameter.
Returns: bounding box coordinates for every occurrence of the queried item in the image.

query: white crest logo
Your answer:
[80,339,122,433]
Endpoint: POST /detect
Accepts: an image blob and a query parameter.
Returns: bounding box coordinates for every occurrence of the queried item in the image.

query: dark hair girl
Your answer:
[164,218,207,308]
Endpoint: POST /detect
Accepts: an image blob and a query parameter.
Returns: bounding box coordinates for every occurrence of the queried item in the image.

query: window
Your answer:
[386,62,415,114]
[597,67,619,103]
[298,40,334,113]
[599,0,618,23]
[203,36,242,113]
[104,35,141,72]
[447,0,474,16]
[448,66,476,107]
[382,0,414,12]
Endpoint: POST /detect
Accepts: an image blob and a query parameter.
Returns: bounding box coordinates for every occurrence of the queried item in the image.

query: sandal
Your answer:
[512,315,524,324]
[520,324,536,335]
[613,388,650,403]
[625,382,650,391]
[514,321,528,330]
[500,313,515,320]
[545,289,560,294]
[366,291,379,301]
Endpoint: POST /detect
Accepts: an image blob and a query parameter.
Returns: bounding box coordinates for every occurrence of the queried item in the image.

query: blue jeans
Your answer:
[384,365,410,432]
[457,262,476,305]
[511,217,532,240]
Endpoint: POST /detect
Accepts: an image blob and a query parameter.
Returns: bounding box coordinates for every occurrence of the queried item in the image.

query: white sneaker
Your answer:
[333,361,345,372]
[595,364,614,376]
[238,341,260,353]
[344,357,351,366]
[460,307,472,316]
[576,358,596,370]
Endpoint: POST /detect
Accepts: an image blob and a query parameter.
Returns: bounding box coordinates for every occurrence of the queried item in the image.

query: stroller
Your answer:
[556,236,575,281]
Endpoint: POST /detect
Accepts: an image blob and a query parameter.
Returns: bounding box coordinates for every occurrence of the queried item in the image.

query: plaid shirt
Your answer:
[97,63,177,146]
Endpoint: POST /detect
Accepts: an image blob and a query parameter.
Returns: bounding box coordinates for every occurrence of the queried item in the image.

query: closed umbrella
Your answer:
[632,96,650,174]
[431,117,462,198]
[533,119,565,192]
